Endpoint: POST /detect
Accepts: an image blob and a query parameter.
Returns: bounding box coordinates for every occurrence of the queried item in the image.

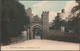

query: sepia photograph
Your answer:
[1,0,80,51]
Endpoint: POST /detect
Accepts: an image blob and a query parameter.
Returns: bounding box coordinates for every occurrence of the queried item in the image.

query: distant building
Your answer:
[60,9,67,32]
[60,9,67,20]
[26,8,33,17]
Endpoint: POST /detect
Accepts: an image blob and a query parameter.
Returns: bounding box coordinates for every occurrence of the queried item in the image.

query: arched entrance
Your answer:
[32,25,43,39]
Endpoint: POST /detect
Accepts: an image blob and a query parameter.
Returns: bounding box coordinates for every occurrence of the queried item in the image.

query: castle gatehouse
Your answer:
[26,8,49,39]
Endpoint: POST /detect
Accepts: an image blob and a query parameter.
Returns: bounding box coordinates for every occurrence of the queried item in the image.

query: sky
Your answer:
[19,0,77,22]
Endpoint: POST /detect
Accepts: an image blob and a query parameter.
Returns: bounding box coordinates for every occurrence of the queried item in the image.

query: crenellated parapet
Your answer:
[42,11,49,16]
[42,11,49,14]
[41,11,49,21]
[26,8,32,15]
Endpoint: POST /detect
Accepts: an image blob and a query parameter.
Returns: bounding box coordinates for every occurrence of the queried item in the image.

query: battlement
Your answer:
[26,7,32,14]
[41,11,49,19]
[26,8,31,11]
[42,11,49,14]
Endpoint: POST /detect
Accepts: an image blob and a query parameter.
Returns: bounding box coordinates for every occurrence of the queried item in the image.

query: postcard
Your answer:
[1,0,80,51]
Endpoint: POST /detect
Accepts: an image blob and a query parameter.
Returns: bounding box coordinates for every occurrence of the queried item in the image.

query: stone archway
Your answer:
[33,27,42,39]
[31,24,43,39]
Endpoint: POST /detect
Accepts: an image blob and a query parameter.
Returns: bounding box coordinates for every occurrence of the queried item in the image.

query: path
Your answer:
[1,39,79,51]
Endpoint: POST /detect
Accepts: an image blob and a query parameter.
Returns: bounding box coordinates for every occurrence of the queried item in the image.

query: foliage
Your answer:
[67,0,80,34]
[60,20,67,26]
[1,0,30,44]
[71,0,80,13]
[52,16,61,29]
[67,17,80,34]
[52,15,66,29]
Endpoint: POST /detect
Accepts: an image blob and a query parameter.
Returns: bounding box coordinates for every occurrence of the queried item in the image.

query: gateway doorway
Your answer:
[33,27,42,39]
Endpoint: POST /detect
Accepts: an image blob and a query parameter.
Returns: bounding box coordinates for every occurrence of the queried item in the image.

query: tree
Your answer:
[67,17,80,34]
[52,15,61,29]
[67,0,80,34]
[71,0,80,13]
[1,0,30,44]
[60,20,66,26]
[71,0,80,18]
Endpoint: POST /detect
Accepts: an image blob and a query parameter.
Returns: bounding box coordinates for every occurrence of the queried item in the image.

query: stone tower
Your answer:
[62,9,65,13]
[61,9,66,32]
[26,8,33,39]
[60,9,66,20]
[41,11,49,39]
[26,8,33,21]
